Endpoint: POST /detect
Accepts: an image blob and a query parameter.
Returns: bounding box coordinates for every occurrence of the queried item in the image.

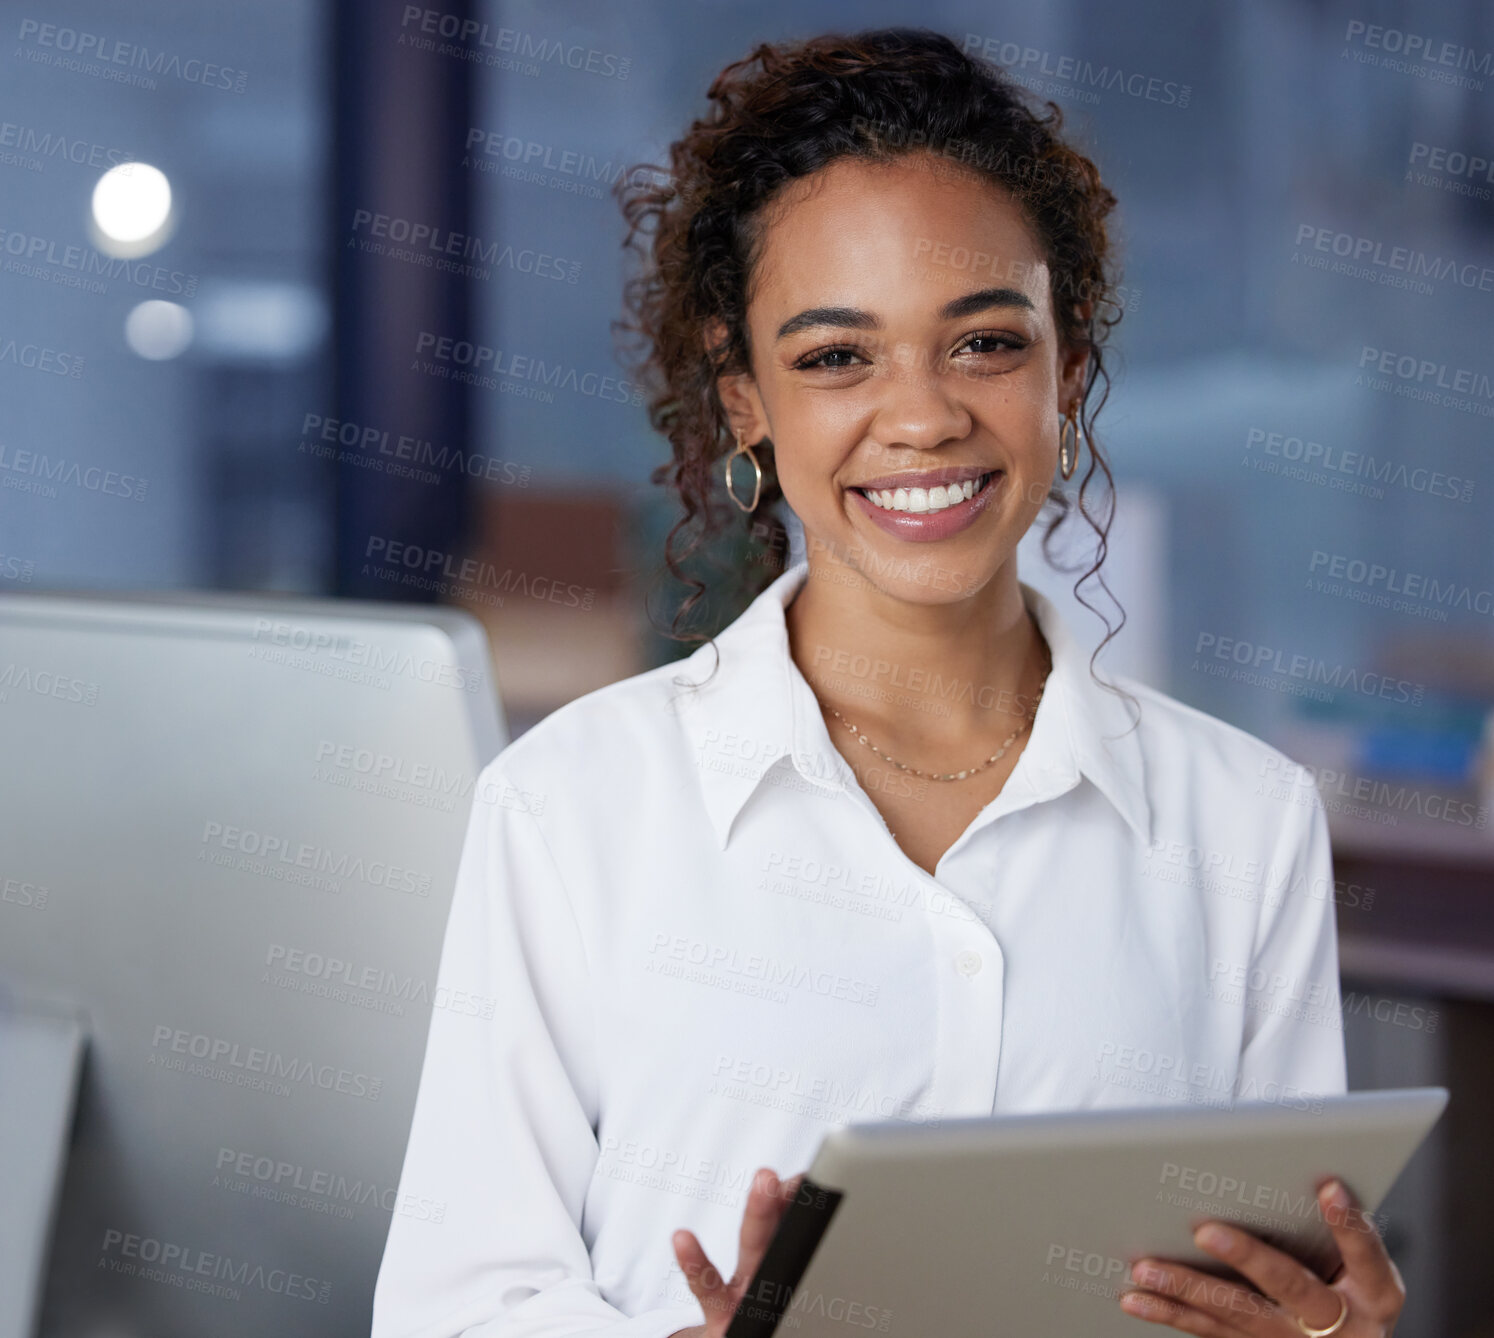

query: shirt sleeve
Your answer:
[1235,795,1349,1104]
[370,759,706,1338]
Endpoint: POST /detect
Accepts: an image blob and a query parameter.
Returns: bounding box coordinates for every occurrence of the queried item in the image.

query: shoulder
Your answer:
[1120,674,1306,791]
[1109,673,1318,855]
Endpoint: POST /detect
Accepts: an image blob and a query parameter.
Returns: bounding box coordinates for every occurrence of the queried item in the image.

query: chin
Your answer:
[807,530,1006,605]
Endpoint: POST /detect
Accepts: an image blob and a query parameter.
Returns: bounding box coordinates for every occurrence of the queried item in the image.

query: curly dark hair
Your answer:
[612,25,1129,676]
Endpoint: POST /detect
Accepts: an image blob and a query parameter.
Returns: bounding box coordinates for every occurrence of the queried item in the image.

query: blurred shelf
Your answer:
[1334,851,1494,1002]
[1329,807,1494,870]
[1340,937,1494,1003]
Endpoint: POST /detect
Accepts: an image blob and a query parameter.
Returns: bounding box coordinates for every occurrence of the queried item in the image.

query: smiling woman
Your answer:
[370,27,1406,1338]
[616,32,1122,651]
[722,173,1076,562]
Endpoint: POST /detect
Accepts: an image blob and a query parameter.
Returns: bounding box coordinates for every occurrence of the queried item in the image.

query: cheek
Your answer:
[974,399,1059,469]
[982,375,1054,428]
[767,427,860,506]
[773,454,844,526]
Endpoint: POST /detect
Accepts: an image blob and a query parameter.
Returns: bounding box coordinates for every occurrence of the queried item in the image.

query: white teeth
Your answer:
[862,474,989,514]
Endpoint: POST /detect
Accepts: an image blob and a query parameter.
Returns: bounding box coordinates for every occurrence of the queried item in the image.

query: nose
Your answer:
[868,344,974,452]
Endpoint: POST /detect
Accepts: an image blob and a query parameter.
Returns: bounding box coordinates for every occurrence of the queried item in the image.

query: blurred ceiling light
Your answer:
[124,300,194,361]
[91,162,175,257]
[192,279,327,362]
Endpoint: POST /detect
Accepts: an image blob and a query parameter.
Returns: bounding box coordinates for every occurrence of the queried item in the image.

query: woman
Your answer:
[372,28,1408,1338]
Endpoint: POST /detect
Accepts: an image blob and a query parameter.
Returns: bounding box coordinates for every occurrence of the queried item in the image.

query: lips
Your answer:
[848,470,1003,543]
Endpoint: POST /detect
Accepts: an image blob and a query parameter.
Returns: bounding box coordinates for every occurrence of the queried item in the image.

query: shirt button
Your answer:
[955,950,983,977]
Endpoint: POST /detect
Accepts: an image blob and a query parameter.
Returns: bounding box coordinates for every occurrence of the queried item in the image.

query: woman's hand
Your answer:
[668,1166,805,1338]
[1119,1177,1405,1336]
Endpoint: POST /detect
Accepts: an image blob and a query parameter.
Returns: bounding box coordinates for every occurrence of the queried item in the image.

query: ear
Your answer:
[1057,299,1093,413]
[705,317,771,446]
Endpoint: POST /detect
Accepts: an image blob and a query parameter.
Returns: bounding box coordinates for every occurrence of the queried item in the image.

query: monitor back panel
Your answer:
[0,591,504,1338]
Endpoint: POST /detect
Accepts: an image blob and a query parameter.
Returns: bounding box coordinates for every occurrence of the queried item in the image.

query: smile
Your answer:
[855,473,995,513]
[847,470,1002,543]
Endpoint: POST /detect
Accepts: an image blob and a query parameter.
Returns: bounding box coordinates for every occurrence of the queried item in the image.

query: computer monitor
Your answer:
[0,587,505,1337]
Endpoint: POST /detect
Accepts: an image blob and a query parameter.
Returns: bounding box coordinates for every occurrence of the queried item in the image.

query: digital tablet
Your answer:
[725,1087,1448,1338]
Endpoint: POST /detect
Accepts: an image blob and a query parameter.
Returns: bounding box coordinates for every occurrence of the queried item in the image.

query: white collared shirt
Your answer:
[371,559,1346,1338]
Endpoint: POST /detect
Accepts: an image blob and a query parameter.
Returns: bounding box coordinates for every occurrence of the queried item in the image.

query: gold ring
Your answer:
[1294,1291,1348,1337]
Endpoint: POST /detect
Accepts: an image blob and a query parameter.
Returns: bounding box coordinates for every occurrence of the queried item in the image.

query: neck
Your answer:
[784,553,1045,746]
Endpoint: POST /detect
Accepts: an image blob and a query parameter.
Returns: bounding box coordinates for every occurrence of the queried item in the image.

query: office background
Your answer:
[3,0,1492,1335]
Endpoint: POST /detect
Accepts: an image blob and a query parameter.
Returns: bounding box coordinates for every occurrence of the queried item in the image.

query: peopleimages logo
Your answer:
[0,661,100,706]
[347,210,578,283]
[0,119,134,172]
[1354,347,1494,418]
[1342,19,1493,86]
[214,1147,447,1222]
[265,943,497,1019]
[1409,142,1494,183]
[461,127,665,194]
[960,33,1190,108]
[1243,427,1473,503]
[1357,345,1494,397]
[0,335,84,377]
[15,19,250,92]
[1293,223,1494,294]
[0,442,148,501]
[98,1229,329,1303]
[0,225,198,296]
[249,615,483,693]
[1308,550,1494,618]
[150,1024,384,1101]
[1192,632,1424,704]
[363,536,596,611]
[1144,838,1373,910]
[397,7,632,78]
[1206,961,1439,1035]
[0,552,36,583]
[299,413,531,487]
[1260,755,1487,829]
[199,819,434,896]
[411,331,639,404]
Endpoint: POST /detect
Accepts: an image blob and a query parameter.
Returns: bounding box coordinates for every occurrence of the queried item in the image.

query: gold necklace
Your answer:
[816,642,1052,783]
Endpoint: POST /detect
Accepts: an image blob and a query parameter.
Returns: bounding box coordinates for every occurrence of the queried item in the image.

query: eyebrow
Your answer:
[774,286,1036,341]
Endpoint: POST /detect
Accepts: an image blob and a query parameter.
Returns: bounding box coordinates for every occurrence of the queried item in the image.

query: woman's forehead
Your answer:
[747,156,1050,318]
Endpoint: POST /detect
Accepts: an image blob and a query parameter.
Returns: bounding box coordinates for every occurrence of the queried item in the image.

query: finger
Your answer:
[1317,1178,1400,1300]
[1128,1257,1280,1335]
[1190,1222,1343,1334]
[673,1228,733,1324]
[771,1172,808,1218]
[1118,1286,1245,1336]
[730,1168,786,1285]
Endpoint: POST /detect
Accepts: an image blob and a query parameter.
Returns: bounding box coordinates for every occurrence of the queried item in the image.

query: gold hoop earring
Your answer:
[725,430,763,512]
[1058,412,1083,481]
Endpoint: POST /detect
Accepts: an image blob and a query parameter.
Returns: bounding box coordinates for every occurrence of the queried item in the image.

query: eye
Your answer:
[958,331,1028,356]
[791,344,867,372]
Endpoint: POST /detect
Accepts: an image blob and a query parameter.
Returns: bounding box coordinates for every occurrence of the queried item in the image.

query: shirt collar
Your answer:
[671,559,1151,852]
